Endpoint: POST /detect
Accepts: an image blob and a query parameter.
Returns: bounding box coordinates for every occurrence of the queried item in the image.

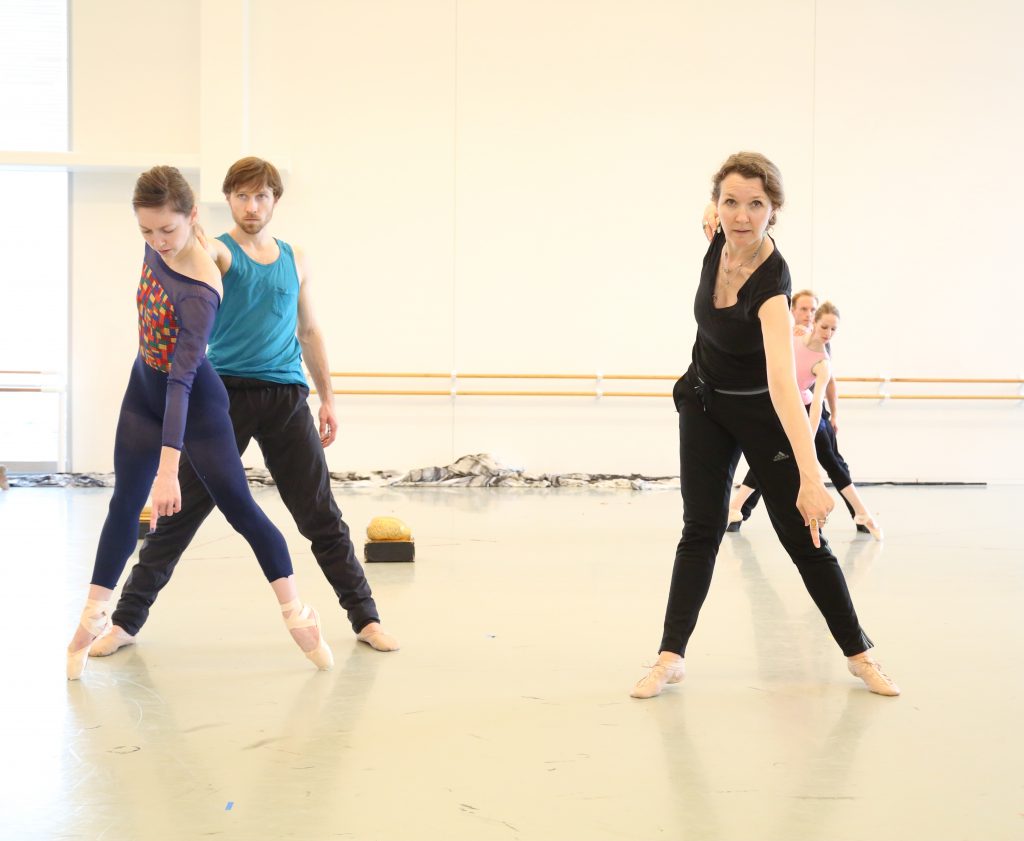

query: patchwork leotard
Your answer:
[89,245,294,589]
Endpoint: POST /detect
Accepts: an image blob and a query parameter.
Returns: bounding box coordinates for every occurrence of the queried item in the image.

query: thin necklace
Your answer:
[722,236,765,274]
[714,236,765,305]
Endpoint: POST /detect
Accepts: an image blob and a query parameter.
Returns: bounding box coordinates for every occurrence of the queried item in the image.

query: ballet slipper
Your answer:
[67,598,112,680]
[356,622,400,652]
[630,657,685,699]
[853,513,883,541]
[280,599,333,670]
[848,654,900,696]
[89,625,137,657]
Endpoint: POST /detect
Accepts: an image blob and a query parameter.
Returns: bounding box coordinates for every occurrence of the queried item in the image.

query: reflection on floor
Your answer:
[2,484,1021,841]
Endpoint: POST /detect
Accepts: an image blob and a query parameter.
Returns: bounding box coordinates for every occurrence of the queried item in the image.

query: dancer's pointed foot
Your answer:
[853,514,883,541]
[67,599,112,680]
[630,654,685,699]
[356,622,400,652]
[848,654,900,696]
[726,508,743,532]
[281,599,333,670]
[89,625,136,657]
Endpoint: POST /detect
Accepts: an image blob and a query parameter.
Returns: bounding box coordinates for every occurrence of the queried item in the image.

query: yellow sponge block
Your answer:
[366,516,412,541]
[365,516,414,562]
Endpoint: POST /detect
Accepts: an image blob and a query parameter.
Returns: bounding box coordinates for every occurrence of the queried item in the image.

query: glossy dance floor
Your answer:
[3,484,1022,840]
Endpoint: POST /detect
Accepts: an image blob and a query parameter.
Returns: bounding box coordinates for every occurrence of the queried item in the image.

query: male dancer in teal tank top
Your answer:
[91,157,398,656]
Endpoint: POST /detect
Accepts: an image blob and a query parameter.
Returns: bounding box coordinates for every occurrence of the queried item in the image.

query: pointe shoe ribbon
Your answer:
[67,598,112,680]
[280,598,334,670]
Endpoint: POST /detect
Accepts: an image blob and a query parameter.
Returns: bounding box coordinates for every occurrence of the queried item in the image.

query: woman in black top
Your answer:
[631,152,899,698]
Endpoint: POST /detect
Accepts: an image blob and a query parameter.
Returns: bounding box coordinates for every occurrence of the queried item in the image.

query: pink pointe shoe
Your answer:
[67,598,112,680]
[630,658,685,699]
[280,599,333,670]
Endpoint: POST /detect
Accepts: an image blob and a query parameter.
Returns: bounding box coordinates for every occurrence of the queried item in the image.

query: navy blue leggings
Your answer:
[90,355,293,589]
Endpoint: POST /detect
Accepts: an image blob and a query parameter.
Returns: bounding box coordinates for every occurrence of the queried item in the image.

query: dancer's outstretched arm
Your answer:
[808,358,831,435]
[825,374,840,433]
[760,295,835,546]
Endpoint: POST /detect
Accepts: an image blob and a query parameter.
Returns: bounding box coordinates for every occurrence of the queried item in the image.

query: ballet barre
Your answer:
[319,372,1024,401]
[3,375,1019,400]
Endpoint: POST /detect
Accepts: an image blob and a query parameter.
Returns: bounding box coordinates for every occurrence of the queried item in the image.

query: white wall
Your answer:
[67,0,1024,481]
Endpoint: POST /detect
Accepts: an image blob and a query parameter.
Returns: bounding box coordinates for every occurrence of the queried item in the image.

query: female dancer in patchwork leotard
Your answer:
[727,302,883,539]
[66,166,331,679]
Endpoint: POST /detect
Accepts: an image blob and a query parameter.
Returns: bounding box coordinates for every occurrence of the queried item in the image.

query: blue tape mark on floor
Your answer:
[225,802,234,811]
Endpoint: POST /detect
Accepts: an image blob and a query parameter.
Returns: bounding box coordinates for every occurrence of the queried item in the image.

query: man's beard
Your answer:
[239,218,266,234]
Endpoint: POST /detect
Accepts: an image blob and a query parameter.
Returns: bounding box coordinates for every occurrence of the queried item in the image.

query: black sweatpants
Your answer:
[660,370,872,657]
[111,377,379,635]
[739,404,856,521]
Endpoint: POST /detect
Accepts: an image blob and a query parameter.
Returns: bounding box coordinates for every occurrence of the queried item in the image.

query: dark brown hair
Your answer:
[132,165,195,214]
[710,152,785,227]
[222,157,284,199]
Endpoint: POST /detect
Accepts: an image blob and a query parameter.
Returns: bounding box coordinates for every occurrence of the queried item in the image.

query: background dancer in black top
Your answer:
[90,157,398,658]
[631,152,899,699]
[66,166,330,680]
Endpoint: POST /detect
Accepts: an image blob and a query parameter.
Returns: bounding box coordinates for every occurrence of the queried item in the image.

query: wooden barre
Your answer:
[330,372,1023,385]
[888,377,1024,384]
[847,394,1024,400]
[329,389,670,397]
[318,389,1023,400]
[3,384,1017,400]
[329,371,679,380]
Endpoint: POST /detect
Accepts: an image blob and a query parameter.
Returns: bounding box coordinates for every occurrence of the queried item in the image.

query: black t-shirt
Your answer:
[690,228,792,389]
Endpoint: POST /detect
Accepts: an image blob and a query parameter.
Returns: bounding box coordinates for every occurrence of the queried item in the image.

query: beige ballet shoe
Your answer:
[630,658,685,699]
[356,622,400,652]
[67,598,112,680]
[89,625,137,657]
[848,655,901,696]
[280,599,333,670]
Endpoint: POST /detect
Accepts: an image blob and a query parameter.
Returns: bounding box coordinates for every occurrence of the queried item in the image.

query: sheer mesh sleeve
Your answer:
[162,291,219,449]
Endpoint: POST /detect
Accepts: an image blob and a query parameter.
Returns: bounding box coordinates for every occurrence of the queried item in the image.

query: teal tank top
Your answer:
[206,234,307,386]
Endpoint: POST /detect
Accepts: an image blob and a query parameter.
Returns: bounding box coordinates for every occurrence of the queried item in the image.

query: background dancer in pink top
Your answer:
[728,303,883,539]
